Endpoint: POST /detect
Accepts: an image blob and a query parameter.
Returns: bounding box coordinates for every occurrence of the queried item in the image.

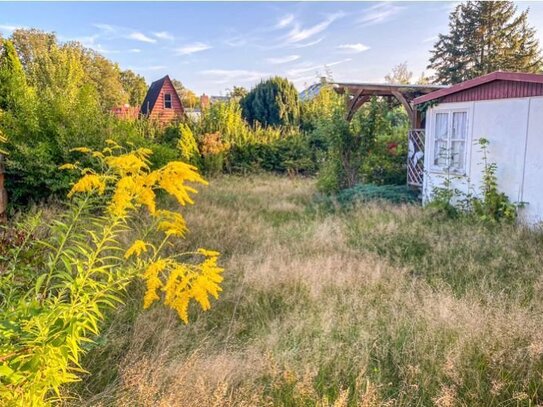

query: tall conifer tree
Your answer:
[428,1,542,84]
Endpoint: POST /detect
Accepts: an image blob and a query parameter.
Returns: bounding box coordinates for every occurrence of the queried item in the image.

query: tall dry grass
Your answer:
[70,175,543,406]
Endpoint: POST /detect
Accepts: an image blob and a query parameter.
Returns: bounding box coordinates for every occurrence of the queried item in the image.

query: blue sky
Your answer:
[1,1,543,95]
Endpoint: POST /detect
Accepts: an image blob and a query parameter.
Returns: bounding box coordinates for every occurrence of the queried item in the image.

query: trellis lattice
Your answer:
[407,129,425,187]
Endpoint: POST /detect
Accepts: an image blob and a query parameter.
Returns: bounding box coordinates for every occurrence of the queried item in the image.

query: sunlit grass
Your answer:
[72,174,543,406]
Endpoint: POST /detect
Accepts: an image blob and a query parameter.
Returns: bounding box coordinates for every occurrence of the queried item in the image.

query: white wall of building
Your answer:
[422,96,543,225]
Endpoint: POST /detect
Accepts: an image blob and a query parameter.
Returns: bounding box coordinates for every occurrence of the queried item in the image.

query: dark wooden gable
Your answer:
[140,75,184,124]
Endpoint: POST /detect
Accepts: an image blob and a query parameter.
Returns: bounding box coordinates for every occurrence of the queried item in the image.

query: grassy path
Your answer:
[77,175,543,406]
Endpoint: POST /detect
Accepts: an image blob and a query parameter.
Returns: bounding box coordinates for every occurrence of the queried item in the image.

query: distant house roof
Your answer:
[140,75,184,116]
[413,71,543,105]
[210,96,229,103]
[299,83,323,101]
[140,76,168,115]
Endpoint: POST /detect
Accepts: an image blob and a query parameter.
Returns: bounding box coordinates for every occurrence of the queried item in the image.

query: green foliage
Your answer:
[224,133,321,176]
[197,99,255,145]
[428,138,519,223]
[241,77,300,127]
[120,69,147,107]
[300,85,344,133]
[429,1,543,84]
[171,78,198,109]
[0,146,222,405]
[0,33,172,206]
[470,138,518,223]
[426,174,466,218]
[177,123,199,163]
[317,97,404,193]
[191,98,322,176]
[227,85,248,100]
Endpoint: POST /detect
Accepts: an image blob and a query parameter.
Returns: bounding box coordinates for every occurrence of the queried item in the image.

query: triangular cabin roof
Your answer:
[413,71,543,105]
[140,75,183,115]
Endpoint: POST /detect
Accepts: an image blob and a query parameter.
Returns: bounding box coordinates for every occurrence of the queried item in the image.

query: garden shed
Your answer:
[412,71,543,225]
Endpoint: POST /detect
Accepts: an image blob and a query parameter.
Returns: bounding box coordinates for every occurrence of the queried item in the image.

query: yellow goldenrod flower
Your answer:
[71,147,92,154]
[143,259,168,308]
[158,162,207,206]
[124,240,148,259]
[109,176,138,217]
[197,248,220,257]
[59,163,77,170]
[156,210,187,237]
[137,186,157,215]
[105,153,149,176]
[67,174,106,197]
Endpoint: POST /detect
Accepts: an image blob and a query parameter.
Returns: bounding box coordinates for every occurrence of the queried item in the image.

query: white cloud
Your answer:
[201,69,269,84]
[284,12,344,44]
[267,55,300,64]
[337,43,370,53]
[0,24,26,33]
[175,42,212,55]
[359,3,404,26]
[127,32,156,43]
[276,14,295,29]
[69,34,99,48]
[94,45,120,54]
[154,31,174,41]
[93,23,117,34]
[291,74,317,83]
[292,37,324,49]
[287,58,352,77]
[224,35,247,47]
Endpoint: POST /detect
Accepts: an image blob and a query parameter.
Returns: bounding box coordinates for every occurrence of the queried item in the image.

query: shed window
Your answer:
[431,110,468,172]
[164,93,172,109]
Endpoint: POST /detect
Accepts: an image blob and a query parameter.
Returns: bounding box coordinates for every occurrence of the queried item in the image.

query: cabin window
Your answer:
[431,110,468,173]
[164,93,172,109]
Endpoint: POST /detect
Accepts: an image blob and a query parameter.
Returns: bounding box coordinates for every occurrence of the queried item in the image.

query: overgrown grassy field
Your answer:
[73,175,543,406]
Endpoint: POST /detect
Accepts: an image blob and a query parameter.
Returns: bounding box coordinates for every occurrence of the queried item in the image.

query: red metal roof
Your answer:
[413,71,543,105]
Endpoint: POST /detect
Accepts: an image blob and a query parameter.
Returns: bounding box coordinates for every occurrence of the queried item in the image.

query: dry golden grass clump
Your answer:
[72,175,543,406]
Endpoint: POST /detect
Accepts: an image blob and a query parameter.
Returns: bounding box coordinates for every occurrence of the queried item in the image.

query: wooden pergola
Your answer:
[333,82,445,126]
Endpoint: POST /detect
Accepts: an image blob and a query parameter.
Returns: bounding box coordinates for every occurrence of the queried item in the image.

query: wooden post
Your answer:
[0,154,7,223]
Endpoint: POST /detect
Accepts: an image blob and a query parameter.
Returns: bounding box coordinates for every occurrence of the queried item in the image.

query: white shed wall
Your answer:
[422,96,543,225]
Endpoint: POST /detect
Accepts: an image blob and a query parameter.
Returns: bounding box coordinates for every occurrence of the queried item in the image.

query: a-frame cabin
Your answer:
[140,75,184,125]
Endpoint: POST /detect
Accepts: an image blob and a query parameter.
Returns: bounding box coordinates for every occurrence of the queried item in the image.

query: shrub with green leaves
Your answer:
[241,77,300,127]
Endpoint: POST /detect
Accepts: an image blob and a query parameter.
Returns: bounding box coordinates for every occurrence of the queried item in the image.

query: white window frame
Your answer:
[428,104,473,175]
[164,93,172,109]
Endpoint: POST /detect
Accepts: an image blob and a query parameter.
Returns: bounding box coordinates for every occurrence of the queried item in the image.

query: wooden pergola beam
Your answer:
[333,82,444,126]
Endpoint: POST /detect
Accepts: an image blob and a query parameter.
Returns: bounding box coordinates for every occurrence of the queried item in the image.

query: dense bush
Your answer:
[316,97,409,193]
[224,133,322,175]
[0,33,165,206]
[241,77,300,127]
